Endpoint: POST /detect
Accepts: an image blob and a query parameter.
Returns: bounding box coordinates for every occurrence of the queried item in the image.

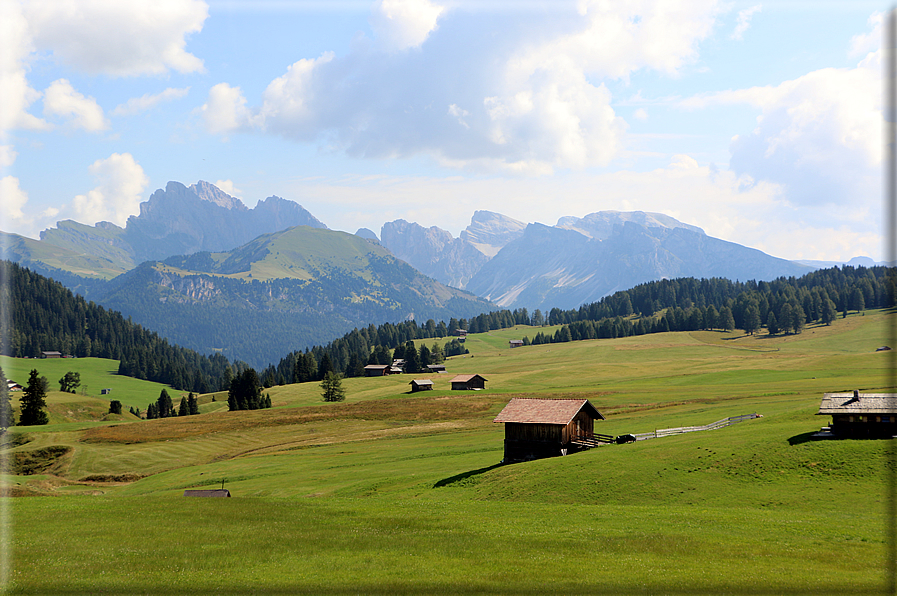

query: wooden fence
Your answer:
[631,413,760,441]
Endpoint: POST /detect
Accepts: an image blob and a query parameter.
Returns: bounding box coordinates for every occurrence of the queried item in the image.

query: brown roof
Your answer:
[817,392,897,415]
[493,398,605,425]
[450,374,487,383]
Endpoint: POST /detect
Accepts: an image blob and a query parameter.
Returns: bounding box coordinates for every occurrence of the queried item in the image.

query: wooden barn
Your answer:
[451,374,486,390]
[363,364,390,377]
[409,379,433,392]
[509,340,524,348]
[817,391,897,438]
[493,398,606,462]
[426,364,447,374]
[41,351,62,359]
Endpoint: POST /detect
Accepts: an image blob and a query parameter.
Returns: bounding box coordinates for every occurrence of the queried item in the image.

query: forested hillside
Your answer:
[0,261,230,393]
[259,265,894,387]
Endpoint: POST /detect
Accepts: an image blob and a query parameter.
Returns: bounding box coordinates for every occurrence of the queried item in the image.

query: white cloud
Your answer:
[112,87,190,117]
[0,145,17,168]
[634,108,648,120]
[0,0,49,132]
[23,0,208,76]
[210,1,722,173]
[370,0,445,51]
[849,11,882,58]
[71,153,148,227]
[730,5,761,41]
[200,83,255,135]
[0,176,29,226]
[682,54,880,211]
[42,79,109,132]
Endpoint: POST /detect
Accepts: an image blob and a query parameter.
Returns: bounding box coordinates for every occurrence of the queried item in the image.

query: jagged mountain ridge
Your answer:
[32,181,326,277]
[380,209,815,310]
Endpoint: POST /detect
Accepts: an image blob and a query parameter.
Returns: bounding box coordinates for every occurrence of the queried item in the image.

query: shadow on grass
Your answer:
[433,463,504,488]
[788,431,822,445]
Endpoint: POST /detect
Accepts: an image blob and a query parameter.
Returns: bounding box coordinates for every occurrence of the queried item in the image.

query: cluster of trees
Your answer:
[58,371,81,393]
[0,367,15,430]
[227,369,271,411]
[146,389,200,419]
[2,261,232,393]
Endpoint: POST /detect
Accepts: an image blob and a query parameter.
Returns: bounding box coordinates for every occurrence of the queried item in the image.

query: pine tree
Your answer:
[108,400,122,415]
[320,371,346,402]
[743,305,761,335]
[188,392,199,415]
[767,311,779,335]
[58,371,81,393]
[157,389,174,418]
[20,369,49,426]
[178,397,189,416]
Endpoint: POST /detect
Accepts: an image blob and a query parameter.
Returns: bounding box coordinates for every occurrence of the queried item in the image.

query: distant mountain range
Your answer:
[2,179,880,366]
[378,210,815,310]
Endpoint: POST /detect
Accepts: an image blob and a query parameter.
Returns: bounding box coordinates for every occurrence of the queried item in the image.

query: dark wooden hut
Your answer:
[450,374,486,390]
[363,364,390,377]
[409,379,434,392]
[817,391,897,438]
[493,398,606,462]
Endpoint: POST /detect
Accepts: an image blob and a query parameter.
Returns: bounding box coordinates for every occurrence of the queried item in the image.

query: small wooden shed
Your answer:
[184,489,231,497]
[451,374,487,390]
[817,391,897,438]
[509,340,524,348]
[364,364,390,377]
[409,379,434,392]
[41,351,62,359]
[427,364,447,374]
[493,398,606,462]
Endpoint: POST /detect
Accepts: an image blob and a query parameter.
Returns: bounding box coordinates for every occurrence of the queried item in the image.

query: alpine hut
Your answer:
[450,374,486,390]
[493,398,606,462]
[817,391,897,438]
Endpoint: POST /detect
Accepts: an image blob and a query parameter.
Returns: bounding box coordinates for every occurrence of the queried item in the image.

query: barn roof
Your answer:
[817,392,897,415]
[493,398,605,425]
[410,379,433,386]
[364,364,389,369]
[451,374,487,383]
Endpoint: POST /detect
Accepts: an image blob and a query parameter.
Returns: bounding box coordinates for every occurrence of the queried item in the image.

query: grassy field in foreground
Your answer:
[2,308,894,594]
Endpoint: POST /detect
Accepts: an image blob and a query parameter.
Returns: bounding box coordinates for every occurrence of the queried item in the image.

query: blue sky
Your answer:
[0,0,887,262]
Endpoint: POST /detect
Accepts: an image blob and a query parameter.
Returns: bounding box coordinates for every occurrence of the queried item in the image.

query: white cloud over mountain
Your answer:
[202,0,720,172]
[71,153,148,227]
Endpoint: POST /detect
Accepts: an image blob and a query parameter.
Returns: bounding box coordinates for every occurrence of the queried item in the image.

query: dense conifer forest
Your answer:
[1,261,231,393]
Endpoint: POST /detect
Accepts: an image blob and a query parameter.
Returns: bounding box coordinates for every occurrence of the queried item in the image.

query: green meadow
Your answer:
[2,309,894,594]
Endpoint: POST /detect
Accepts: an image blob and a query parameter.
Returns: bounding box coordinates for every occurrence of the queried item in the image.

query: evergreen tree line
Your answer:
[260,265,894,388]
[145,388,200,419]
[227,369,272,411]
[1,261,231,392]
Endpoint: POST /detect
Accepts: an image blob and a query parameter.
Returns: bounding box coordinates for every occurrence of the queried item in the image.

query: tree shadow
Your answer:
[433,463,504,488]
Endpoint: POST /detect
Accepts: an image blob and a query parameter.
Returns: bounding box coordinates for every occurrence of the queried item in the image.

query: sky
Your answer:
[0,0,889,262]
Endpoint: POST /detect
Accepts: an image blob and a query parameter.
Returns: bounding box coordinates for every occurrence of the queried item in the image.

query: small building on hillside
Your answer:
[426,364,447,374]
[409,379,434,392]
[494,398,607,462]
[364,364,391,377]
[100,388,112,395]
[817,391,897,438]
[451,374,487,390]
[509,340,524,348]
[6,380,22,392]
[41,351,62,359]
[184,489,231,497]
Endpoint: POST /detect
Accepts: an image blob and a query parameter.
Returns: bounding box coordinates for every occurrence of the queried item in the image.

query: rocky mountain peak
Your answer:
[188,181,247,211]
[556,211,705,240]
[459,210,526,257]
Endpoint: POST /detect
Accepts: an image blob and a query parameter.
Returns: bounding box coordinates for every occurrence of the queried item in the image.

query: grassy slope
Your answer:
[3,309,894,594]
[0,356,187,415]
